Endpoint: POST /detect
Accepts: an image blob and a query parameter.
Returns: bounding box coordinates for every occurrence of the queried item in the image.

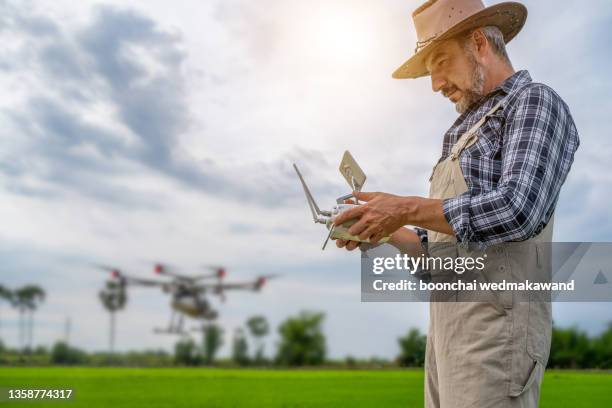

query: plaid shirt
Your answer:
[418,70,579,245]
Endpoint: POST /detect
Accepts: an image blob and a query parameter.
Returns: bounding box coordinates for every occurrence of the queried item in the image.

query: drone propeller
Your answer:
[255,274,280,290]
[94,265,129,291]
[152,262,189,280]
[198,265,227,281]
[153,262,170,275]
[95,264,174,290]
[215,267,226,279]
[95,264,123,279]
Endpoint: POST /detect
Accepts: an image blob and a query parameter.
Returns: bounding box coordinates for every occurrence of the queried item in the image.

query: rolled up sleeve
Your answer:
[442,84,579,245]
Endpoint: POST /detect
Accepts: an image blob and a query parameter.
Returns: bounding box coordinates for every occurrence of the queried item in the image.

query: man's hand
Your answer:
[335,226,423,256]
[333,191,454,249]
[333,191,412,243]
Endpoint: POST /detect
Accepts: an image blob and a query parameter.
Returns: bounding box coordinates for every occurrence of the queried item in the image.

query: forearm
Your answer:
[400,196,454,236]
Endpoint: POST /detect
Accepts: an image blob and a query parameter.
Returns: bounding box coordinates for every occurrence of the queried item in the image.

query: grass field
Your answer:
[0,368,610,407]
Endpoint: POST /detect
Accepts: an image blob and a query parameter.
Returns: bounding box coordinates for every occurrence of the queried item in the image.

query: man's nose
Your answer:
[431,72,446,93]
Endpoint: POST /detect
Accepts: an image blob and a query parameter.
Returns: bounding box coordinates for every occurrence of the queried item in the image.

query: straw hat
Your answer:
[392,0,527,79]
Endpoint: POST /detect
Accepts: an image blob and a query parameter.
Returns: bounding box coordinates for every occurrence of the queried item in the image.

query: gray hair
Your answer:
[462,26,512,66]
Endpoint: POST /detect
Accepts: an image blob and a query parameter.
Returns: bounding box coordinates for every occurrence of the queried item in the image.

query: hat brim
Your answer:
[392,2,527,79]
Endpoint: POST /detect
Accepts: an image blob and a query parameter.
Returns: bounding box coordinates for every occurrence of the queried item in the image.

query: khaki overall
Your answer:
[425,100,554,408]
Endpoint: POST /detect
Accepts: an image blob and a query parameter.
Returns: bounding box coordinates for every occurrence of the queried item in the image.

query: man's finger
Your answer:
[347,217,369,237]
[353,191,379,202]
[334,205,365,226]
[335,239,347,248]
[345,241,360,251]
[359,225,381,241]
[369,231,385,244]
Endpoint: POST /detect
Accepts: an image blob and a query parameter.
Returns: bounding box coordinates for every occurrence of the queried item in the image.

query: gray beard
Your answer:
[455,60,486,114]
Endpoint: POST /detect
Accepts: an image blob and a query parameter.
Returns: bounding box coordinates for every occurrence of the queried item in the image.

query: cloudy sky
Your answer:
[1,0,611,359]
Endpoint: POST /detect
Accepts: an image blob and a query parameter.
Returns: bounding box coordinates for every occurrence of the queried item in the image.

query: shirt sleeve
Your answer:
[415,227,428,243]
[442,84,580,245]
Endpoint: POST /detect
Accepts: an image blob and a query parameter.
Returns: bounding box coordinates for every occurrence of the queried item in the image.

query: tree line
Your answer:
[173,311,326,367]
[1,291,610,369]
[395,322,612,369]
[0,311,326,367]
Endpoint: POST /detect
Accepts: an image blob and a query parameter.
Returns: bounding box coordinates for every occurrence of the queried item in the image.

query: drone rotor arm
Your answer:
[124,276,168,287]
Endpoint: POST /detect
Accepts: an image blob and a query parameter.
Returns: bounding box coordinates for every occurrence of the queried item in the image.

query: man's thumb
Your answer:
[353,191,377,202]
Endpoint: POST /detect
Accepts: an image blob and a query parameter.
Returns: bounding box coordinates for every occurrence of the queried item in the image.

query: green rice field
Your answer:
[0,368,610,407]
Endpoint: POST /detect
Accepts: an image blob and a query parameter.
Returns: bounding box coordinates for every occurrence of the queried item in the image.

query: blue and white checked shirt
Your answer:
[419,70,579,245]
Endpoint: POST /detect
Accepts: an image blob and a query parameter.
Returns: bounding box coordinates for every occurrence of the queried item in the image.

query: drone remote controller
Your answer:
[293,151,391,250]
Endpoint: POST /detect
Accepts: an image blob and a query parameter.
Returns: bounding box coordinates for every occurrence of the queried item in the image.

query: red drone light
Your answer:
[111,270,120,278]
[256,277,267,288]
[217,268,226,278]
[154,264,163,274]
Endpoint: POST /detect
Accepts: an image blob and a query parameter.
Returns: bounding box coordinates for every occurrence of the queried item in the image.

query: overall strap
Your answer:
[449,99,504,160]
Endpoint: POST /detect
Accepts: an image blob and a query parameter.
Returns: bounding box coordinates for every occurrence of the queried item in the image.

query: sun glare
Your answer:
[307,8,376,63]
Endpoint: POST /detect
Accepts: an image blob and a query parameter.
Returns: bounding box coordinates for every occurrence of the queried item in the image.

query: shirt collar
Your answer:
[493,70,532,96]
[453,70,532,122]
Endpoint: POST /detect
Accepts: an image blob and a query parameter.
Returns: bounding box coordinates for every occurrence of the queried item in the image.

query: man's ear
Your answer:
[472,29,488,56]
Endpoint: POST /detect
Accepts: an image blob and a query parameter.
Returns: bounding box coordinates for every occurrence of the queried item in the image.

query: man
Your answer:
[334,0,579,407]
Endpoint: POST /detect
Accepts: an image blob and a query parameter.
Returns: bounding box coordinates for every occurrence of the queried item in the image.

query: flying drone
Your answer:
[97,263,278,335]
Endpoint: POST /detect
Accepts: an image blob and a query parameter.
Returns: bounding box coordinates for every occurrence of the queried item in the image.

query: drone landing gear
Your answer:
[153,311,187,335]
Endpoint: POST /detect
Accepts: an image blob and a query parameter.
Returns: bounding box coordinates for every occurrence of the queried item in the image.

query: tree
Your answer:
[24,286,45,350]
[0,285,13,341]
[592,322,612,369]
[397,328,426,367]
[202,324,223,365]
[276,311,326,366]
[98,280,127,354]
[231,328,250,366]
[14,285,46,351]
[13,288,28,350]
[51,341,88,365]
[174,338,200,366]
[549,325,591,368]
[246,315,269,364]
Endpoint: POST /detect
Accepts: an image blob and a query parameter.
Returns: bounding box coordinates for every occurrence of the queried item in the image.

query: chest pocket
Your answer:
[463,112,504,159]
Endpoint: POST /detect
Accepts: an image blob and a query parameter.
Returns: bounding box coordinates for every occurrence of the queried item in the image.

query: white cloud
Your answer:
[0,0,610,358]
